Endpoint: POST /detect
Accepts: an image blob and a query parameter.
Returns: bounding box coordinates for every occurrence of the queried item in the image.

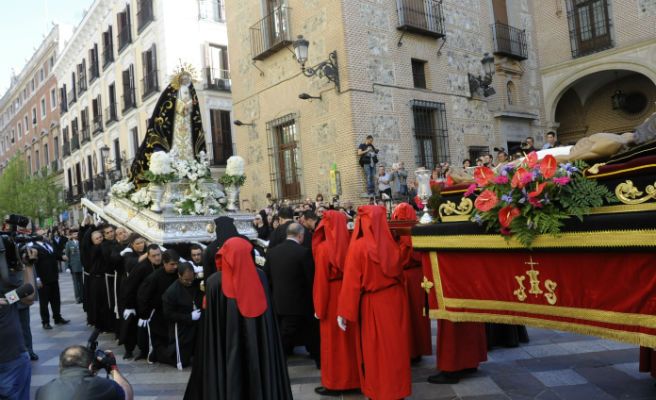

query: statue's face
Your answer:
[180,73,192,86]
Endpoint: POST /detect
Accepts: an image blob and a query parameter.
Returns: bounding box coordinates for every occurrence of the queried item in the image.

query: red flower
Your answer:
[540,155,557,179]
[474,190,499,212]
[511,168,531,189]
[552,176,570,186]
[498,206,521,228]
[528,196,544,208]
[474,166,496,187]
[493,175,509,184]
[528,182,548,198]
[526,152,538,169]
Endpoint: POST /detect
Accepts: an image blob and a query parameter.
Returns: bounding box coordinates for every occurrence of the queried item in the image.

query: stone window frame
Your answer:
[266,113,303,200]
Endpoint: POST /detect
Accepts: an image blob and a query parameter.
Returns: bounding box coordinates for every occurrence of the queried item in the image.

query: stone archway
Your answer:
[552,70,656,145]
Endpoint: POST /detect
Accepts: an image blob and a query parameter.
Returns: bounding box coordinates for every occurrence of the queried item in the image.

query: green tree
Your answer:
[0,154,65,225]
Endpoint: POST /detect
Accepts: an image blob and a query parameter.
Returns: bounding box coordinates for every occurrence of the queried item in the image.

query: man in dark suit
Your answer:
[264,223,319,367]
[30,240,69,329]
[267,207,294,249]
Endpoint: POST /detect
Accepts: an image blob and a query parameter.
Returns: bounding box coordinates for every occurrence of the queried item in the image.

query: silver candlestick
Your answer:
[415,168,433,224]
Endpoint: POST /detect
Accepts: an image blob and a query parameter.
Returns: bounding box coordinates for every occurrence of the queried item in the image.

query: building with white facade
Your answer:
[53,0,233,216]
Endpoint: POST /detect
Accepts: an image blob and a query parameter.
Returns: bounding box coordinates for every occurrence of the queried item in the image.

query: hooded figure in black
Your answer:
[128,69,206,187]
[84,228,116,333]
[183,237,292,400]
[202,216,247,282]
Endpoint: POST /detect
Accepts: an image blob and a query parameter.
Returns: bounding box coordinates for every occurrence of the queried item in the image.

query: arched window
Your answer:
[506,81,515,105]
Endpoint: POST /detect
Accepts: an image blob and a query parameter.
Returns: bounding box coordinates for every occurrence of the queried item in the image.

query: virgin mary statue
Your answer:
[128,66,207,185]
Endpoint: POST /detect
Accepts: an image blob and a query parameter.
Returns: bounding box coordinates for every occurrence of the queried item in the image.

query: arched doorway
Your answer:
[554,70,656,145]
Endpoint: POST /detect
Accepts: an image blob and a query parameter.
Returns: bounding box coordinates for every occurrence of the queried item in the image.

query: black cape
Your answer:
[486,323,530,349]
[86,242,116,333]
[202,216,247,281]
[160,280,202,367]
[183,269,292,400]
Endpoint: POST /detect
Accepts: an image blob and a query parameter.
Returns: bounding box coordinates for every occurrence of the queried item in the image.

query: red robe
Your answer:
[639,347,656,378]
[399,239,432,358]
[421,253,487,372]
[313,211,360,390]
[338,206,411,400]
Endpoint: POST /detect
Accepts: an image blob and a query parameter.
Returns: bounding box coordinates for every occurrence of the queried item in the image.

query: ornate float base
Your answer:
[81,197,256,244]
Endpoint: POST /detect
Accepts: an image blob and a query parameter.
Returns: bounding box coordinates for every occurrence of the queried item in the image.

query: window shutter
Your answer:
[126,5,132,40]
[141,50,148,77]
[150,44,157,72]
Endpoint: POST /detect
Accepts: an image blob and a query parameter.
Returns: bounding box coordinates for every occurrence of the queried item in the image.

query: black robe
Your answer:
[118,259,156,350]
[79,224,94,313]
[161,280,203,367]
[137,268,178,353]
[202,216,246,281]
[183,269,292,400]
[486,323,530,349]
[86,243,115,333]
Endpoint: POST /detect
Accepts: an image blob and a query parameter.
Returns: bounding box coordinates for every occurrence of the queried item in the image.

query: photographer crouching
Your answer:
[35,345,133,400]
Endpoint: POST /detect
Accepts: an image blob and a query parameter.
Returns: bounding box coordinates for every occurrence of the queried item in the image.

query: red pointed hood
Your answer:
[392,203,417,221]
[354,205,401,278]
[313,210,350,273]
[215,237,267,318]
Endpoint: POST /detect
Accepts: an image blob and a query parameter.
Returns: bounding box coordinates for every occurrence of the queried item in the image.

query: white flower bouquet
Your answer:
[219,155,246,187]
[130,187,152,207]
[173,181,223,215]
[144,151,175,184]
[173,152,211,182]
[110,179,134,198]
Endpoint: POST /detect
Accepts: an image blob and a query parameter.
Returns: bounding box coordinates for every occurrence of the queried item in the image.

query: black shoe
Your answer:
[123,351,134,360]
[54,318,70,325]
[411,356,422,364]
[427,371,461,384]
[134,352,147,361]
[314,387,343,397]
[42,323,53,330]
[463,367,478,374]
[29,352,39,361]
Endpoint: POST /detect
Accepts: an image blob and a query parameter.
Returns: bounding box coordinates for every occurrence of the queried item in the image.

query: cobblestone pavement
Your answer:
[29,277,655,399]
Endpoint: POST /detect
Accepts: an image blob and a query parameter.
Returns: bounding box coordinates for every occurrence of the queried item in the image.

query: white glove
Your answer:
[337,316,347,332]
[193,265,204,274]
[314,313,319,320]
[120,247,134,256]
[123,309,136,320]
[158,245,166,252]
[191,310,201,321]
[137,318,149,327]
[66,268,71,273]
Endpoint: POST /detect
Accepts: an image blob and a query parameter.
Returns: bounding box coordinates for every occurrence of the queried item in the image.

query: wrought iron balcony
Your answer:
[141,70,159,99]
[63,141,71,157]
[83,179,94,193]
[81,126,91,144]
[93,115,103,134]
[492,22,527,60]
[137,0,155,32]
[250,6,292,60]
[117,25,132,53]
[105,104,118,125]
[67,89,77,106]
[567,4,613,58]
[122,90,136,112]
[103,48,114,68]
[77,77,88,96]
[94,175,106,191]
[51,160,59,173]
[204,68,231,91]
[71,135,80,151]
[89,63,100,82]
[396,0,445,38]
[60,99,68,114]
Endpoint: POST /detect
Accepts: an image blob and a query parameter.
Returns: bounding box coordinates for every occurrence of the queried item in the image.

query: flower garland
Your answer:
[172,151,211,182]
[129,187,152,208]
[173,182,224,216]
[468,152,616,247]
[110,179,134,198]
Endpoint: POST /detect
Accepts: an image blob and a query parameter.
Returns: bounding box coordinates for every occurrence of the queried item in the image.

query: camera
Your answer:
[87,331,117,373]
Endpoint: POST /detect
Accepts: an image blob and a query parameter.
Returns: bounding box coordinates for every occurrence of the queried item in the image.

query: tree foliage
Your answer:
[0,154,65,226]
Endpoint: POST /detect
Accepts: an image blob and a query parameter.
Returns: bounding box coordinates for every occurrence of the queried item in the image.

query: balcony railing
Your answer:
[77,78,88,96]
[60,99,68,114]
[67,89,77,106]
[89,63,100,82]
[199,0,225,22]
[492,22,528,60]
[83,179,94,193]
[250,6,292,60]
[71,135,80,151]
[81,126,91,144]
[117,25,132,53]
[93,115,103,134]
[103,48,114,68]
[396,0,445,38]
[94,175,107,191]
[63,142,71,157]
[105,104,118,125]
[204,68,231,91]
[122,90,136,112]
[141,70,159,99]
[138,0,155,32]
[51,160,60,173]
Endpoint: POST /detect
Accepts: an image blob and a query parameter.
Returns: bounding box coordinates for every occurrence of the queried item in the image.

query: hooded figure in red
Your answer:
[312,210,360,395]
[392,203,432,359]
[337,206,411,400]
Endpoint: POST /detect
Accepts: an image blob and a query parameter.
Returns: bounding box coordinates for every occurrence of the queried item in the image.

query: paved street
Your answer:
[29,277,655,399]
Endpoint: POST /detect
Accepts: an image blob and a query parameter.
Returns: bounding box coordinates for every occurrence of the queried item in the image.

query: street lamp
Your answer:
[468,52,496,98]
[293,35,340,92]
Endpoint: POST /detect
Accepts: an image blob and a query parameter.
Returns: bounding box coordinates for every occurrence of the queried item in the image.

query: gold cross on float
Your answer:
[513,256,558,305]
[420,276,434,294]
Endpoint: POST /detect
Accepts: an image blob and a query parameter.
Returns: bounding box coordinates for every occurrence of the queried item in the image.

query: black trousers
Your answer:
[18,307,33,353]
[38,281,62,324]
[71,272,84,303]
[278,314,320,364]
